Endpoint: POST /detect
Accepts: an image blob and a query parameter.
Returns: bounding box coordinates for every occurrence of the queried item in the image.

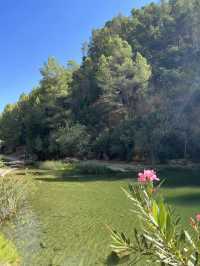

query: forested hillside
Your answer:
[1,0,200,162]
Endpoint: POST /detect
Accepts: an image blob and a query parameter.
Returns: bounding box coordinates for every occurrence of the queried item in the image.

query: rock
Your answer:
[40,242,47,249]
[168,159,188,166]
[63,157,80,164]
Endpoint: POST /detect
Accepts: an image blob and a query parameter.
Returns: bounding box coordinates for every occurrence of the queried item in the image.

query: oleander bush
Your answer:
[110,170,200,266]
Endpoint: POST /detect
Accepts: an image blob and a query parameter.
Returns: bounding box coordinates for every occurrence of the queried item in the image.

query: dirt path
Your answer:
[0,154,24,177]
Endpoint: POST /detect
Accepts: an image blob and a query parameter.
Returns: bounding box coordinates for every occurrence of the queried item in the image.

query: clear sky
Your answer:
[0,0,157,111]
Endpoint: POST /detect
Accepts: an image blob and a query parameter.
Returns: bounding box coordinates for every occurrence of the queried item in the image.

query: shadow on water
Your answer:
[33,169,135,183]
[158,168,200,188]
[105,252,132,266]
[34,175,132,183]
[32,167,200,187]
[165,192,200,206]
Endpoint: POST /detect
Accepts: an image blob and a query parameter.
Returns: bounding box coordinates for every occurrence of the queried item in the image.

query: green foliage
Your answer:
[110,179,200,265]
[93,121,135,160]
[5,167,200,265]
[73,162,116,175]
[49,123,90,158]
[37,160,116,175]
[37,160,68,171]
[0,233,20,265]
[95,36,151,119]
[0,0,200,162]
[0,104,22,152]
[0,160,5,168]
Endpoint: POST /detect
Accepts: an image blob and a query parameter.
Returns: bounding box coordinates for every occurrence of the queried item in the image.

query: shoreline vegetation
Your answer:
[32,158,200,174]
[0,157,33,265]
[0,156,200,265]
[1,161,200,265]
[0,0,200,165]
[0,0,200,264]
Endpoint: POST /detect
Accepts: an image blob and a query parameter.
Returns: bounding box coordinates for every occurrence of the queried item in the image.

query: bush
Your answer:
[38,160,117,176]
[49,123,91,158]
[74,162,116,175]
[93,121,135,161]
[0,160,5,168]
[110,170,200,266]
[37,160,67,171]
[0,175,30,223]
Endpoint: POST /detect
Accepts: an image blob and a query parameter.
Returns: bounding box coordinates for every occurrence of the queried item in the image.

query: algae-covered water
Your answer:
[3,168,200,265]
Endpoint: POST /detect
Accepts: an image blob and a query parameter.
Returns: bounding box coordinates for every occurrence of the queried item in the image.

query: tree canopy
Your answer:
[1,0,200,162]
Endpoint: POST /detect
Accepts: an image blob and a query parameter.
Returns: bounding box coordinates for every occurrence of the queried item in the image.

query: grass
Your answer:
[0,155,10,163]
[2,166,200,265]
[0,233,20,265]
[36,160,68,171]
[72,161,117,175]
[0,173,32,224]
[0,159,5,168]
[37,160,118,175]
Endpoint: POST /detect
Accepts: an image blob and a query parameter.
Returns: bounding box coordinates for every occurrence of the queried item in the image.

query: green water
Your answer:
[3,168,200,265]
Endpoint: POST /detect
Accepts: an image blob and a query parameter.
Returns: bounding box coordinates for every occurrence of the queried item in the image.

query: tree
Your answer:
[96,36,151,120]
[0,103,22,152]
[1,0,200,162]
[49,123,90,158]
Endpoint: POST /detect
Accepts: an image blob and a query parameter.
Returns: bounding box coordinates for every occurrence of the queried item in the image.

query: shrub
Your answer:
[93,121,135,161]
[38,160,118,176]
[74,162,116,175]
[37,160,67,171]
[0,175,30,223]
[49,123,91,158]
[0,160,5,168]
[110,169,200,266]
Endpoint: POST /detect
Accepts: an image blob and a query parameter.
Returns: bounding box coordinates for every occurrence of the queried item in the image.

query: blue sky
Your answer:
[0,0,157,111]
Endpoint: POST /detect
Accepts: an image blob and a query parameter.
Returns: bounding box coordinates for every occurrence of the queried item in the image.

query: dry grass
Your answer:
[0,172,31,224]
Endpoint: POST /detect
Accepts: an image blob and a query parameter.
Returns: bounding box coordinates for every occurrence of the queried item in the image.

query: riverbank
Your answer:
[1,165,199,265]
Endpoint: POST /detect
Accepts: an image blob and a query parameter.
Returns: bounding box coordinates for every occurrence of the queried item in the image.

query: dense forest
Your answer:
[1,0,200,162]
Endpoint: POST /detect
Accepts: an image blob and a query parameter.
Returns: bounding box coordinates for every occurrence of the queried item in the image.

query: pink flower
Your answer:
[196,214,200,222]
[138,169,159,183]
